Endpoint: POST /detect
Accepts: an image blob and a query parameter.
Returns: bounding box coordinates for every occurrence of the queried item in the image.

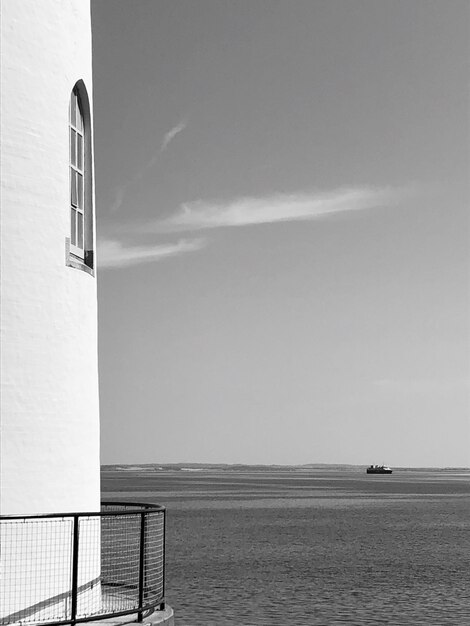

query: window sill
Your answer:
[65,238,95,276]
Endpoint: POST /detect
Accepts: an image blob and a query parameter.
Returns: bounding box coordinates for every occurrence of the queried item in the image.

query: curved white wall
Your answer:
[0,0,100,515]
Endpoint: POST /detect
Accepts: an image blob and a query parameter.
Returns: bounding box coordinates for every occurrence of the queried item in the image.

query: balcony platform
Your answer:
[1,503,171,626]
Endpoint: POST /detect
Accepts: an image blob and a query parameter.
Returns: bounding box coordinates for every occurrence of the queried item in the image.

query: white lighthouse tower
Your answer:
[0,0,100,619]
[0,2,172,624]
[0,0,100,517]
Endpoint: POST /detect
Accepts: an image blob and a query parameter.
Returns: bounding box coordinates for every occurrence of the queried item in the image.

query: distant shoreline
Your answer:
[101,463,469,473]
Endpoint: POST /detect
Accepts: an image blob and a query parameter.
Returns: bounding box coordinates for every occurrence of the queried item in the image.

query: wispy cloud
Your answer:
[373,377,469,395]
[98,237,205,269]
[160,121,187,152]
[103,186,402,268]
[109,186,126,214]
[109,120,188,213]
[148,187,397,233]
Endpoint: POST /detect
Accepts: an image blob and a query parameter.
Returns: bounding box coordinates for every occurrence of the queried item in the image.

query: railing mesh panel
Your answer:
[0,518,73,624]
[100,513,141,612]
[76,517,101,619]
[143,513,165,606]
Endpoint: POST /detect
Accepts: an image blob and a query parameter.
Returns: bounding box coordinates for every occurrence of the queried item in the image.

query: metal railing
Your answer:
[0,502,166,626]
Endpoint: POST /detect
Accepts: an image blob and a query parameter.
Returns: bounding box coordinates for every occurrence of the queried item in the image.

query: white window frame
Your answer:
[69,88,85,260]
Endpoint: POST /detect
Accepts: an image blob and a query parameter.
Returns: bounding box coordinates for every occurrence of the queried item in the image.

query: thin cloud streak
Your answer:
[98,237,205,269]
[109,186,126,213]
[373,377,470,395]
[149,187,398,233]
[161,121,187,152]
[109,120,187,213]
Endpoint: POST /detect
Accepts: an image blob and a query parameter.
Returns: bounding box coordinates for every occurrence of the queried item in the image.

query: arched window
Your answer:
[68,82,94,272]
[69,88,85,256]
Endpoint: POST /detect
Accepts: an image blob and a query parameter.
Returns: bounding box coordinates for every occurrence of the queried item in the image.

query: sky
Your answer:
[91,0,469,467]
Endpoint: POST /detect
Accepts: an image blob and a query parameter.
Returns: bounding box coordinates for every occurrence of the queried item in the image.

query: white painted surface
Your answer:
[1,0,101,618]
[0,0,100,515]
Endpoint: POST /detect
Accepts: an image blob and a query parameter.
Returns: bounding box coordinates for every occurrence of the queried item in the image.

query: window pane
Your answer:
[77,134,83,170]
[70,92,77,127]
[71,209,76,246]
[71,169,77,206]
[77,213,84,249]
[77,173,83,209]
[71,129,76,167]
[76,102,83,133]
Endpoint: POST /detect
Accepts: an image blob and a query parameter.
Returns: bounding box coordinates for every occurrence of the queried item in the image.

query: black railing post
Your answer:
[137,511,146,622]
[160,510,166,610]
[71,515,80,626]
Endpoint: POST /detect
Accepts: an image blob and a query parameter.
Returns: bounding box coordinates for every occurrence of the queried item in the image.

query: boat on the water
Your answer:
[366,465,392,474]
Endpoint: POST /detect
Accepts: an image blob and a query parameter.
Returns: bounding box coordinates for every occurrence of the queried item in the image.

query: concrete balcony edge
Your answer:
[92,606,174,626]
[144,606,174,626]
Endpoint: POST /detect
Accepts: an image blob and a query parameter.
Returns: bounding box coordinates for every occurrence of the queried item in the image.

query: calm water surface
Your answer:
[102,467,470,625]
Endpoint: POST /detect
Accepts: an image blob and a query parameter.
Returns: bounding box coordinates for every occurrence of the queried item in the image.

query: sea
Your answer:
[101,465,470,626]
